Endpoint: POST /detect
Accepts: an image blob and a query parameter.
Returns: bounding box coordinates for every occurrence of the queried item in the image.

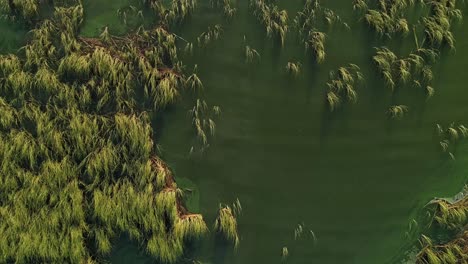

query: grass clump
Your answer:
[211,0,237,19]
[325,64,364,111]
[189,99,221,153]
[373,47,437,97]
[387,105,409,119]
[250,0,288,46]
[294,0,347,64]
[214,200,242,249]
[415,187,468,263]
[435,123,468,159]
[286,61,302,77]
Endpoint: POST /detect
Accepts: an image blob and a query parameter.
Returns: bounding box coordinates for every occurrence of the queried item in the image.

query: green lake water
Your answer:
[2,1,468,263]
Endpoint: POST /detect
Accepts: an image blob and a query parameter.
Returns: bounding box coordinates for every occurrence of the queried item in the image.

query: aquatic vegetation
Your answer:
[0,1,215,263]
[174,214,209,240]
[415,187,468,263]
[293,0,348,63]
[356,0,415,37]
[325,64,364,111]
[245,45,261,63]
[282,246,289,261]
[117,5,145,29]
[0,0,39,21]
[141,0,198,25]
[286,61,302,77]
[186,66,204,91]
[214,204,240,249]
[293,223,317,243]
[250,0,288,46]
[435,123,468,159]
[295,0,347,31]
[373,47,437,96]
[353,0,368,12]
[189,99,220,151]
[211,0,237,19]
[388,105,409,119]
[422,0,463,50]
[294,0,345,63]
[417,232,468,264]
[197,24,223,47]
[305,31,326,64]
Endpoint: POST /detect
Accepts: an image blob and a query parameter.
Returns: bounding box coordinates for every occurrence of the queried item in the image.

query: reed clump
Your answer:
[245,44,261,63]
[435,123,468,159]
[388,105,409,119]
[189,99,220,152]
[423,0,463,50]
[416,187,468,263]
[197,24,223,47]
[355,0,414,36]
[250,0,288,46]
[214,204,240,249]
[295,1,348,64]
[211,0,237,19]
[286,61,302,77]
[373,47,437,97]
[325,64,364,111]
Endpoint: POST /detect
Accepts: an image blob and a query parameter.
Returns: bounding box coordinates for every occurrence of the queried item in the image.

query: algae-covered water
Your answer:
[3,1,468,263]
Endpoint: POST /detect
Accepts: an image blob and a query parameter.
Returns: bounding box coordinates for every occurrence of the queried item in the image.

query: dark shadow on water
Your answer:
[211,235,235,264]
[151,106,177,145]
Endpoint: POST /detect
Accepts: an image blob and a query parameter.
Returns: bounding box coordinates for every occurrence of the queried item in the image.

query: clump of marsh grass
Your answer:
[294,0,348,63]
[1,0,39,21]
[355,0,418,37]
[214,203,240,249]
[416,232,468,264]
[286,61,302,77]
[387,105,409,119]
[422,0,463,50]
[415,187,468,263]
[250,0,288,46]
[325,64,364,111]
[373,47,438,97]
[293,223,317,244]
[281,246,289,261]
[305,31,326,64]
[189,99,220,152]
[174,214,209,240]
[197,24,223,47]
[186,65,203,91]
[435,123,468,159]
[117,5,144,29]
[211,0,237,19]
[245,45,261,63]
